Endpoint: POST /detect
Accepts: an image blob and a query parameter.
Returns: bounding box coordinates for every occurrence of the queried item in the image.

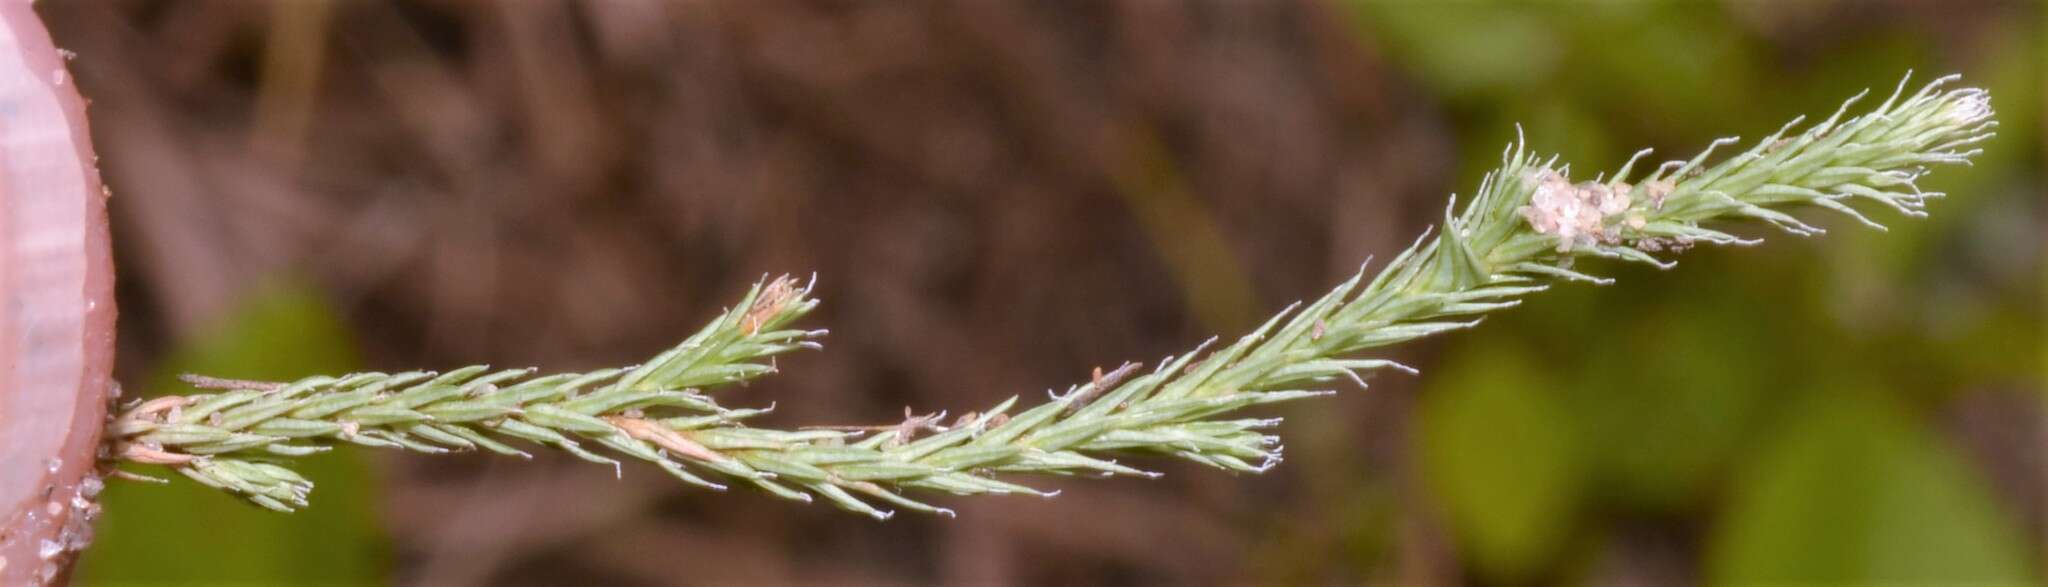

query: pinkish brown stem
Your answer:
[0,1,116,584]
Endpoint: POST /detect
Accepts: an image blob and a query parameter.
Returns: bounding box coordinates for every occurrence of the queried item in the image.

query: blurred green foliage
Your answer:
[1419,339,1582,581]
[78,280,388,585]
[1710,388,2031,583]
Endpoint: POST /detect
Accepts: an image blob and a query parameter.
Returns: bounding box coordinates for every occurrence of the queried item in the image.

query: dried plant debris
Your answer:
[107,74,1993,519]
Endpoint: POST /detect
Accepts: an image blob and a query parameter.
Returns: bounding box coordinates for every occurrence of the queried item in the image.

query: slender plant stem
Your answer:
[107,74,1995,518]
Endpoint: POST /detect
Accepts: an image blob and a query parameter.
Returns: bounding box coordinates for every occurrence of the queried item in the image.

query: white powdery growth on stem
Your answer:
[1518,168,1637,251]
[107,73,1992,519]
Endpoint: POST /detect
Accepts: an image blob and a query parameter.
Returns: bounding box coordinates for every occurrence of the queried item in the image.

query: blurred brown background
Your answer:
[40,0,2043,585]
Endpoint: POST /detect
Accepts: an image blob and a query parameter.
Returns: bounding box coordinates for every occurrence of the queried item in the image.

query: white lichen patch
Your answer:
[1517,168,1636,251]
